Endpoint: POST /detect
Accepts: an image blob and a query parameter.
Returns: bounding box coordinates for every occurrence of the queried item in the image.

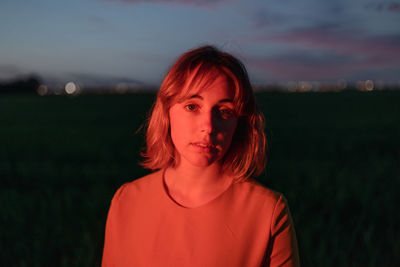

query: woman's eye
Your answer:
[219,109,234,118]
[184,104,198,111]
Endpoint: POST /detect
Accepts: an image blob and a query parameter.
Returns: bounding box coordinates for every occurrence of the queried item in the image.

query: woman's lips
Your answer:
[191,142,217,152]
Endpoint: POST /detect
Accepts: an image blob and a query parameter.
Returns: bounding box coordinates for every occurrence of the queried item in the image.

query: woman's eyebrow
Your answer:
[188,94,233,103]
[188,94,202,100]
[219,99,233,104]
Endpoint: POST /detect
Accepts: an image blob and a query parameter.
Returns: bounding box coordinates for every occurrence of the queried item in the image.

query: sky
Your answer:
[1,0,399,87]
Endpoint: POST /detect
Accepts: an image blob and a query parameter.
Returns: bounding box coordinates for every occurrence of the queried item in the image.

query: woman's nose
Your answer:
[200,111,215,134]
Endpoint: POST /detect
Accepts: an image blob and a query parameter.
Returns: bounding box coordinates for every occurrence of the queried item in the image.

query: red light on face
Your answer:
[169,75,237,168]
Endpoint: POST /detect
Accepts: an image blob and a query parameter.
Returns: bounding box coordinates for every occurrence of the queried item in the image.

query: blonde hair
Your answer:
[141,45,266,181]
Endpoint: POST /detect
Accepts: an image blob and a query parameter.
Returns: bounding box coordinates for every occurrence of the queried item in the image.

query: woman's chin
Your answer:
[183,154,222,168]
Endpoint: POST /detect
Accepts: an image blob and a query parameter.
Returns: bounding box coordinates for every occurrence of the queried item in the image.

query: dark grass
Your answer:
[1,91,399,266]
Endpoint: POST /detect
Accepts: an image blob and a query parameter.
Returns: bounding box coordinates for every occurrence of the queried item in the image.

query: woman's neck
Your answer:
[164,161,233,207]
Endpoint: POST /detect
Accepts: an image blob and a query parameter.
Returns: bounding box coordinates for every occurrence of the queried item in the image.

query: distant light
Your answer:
[115,83,128,94]
[37,85,48,96]
[299,81,312,92]
[65,82,77,94]
[337,79,347,90]
[357,81,364,91]
[365,80,374,91]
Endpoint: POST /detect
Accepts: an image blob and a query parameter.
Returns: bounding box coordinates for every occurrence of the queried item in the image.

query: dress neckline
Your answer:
[160,168,235,210]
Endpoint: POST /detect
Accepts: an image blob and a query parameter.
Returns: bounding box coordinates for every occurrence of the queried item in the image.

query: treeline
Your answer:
[0,75,41,94]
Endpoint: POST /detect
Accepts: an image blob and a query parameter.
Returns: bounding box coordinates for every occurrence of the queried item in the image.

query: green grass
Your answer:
[1,91,399,266]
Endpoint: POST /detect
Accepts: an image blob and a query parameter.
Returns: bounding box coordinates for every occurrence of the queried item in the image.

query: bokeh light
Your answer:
[365,80,374,91]
[37,85,48,96]
[65,82,78,95]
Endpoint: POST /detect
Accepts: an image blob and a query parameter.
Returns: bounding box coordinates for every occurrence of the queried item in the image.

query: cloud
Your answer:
[243,7,286,29]
[366,2,400,13]
[254,25,400,65]
[387,2,400,12]
[103,0,226,8]
[240,0,349,31]
[247,24,400,80]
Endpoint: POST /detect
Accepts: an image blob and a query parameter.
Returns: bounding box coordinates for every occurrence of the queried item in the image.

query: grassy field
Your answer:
[1,91,399,266]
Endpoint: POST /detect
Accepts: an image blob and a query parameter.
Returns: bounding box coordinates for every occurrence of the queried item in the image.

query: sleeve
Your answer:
[101,196,118,267]
[102,184,127,267]
[266,194,300,267]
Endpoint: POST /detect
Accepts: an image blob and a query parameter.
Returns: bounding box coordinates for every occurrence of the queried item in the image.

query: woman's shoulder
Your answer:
[112,170,163,202]
[233,178,284,204]
[231,179,292,221]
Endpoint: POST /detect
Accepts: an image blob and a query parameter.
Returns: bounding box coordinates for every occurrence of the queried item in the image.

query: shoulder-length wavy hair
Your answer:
[140,45,266,181]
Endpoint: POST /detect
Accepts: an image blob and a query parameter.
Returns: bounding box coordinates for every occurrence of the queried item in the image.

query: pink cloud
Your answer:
[366,2,400,13]
[257,29,400,64]
[242,7,286,29]
[254,28,400,66]
[247,26,400,80]
[387,3,400,13]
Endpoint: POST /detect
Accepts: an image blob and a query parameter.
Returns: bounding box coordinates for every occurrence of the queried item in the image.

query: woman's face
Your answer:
[169,74,238,168]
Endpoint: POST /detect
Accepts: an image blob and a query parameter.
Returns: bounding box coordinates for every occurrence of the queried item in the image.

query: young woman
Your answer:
[102,46,300,267]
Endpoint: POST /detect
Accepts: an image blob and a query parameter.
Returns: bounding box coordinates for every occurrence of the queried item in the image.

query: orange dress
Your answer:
[102,171,300,267]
